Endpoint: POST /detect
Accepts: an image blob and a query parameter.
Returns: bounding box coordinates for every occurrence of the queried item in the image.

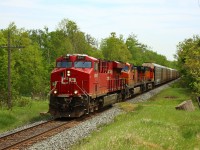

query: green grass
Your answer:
[0,100,50,133]
[72,86,200,150]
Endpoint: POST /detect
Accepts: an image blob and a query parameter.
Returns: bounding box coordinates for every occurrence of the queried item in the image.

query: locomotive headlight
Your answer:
[74,90,78,94]
[67,70,71,76]
[53,90,58,94]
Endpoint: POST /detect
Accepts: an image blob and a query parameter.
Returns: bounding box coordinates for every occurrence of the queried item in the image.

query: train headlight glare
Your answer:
[74,90,78,94]
[67,70,70,74]
[53,90,57,94]
[67,73,70,76]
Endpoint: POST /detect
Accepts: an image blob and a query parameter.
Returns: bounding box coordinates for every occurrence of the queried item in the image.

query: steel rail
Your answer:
[0,120,77,150]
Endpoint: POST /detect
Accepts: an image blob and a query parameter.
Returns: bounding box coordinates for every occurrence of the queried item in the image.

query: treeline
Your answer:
[0,18,176,106]
[176,36,200,96]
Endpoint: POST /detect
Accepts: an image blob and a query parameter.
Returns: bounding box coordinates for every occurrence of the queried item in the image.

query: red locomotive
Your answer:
[49,54,179,118]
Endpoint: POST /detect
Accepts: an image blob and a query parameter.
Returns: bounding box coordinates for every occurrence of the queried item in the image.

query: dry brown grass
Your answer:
[117,102,139,112]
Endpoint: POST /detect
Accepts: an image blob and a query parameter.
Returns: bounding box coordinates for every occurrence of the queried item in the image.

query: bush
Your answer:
[14,96,32,107]
[170,78,189,88]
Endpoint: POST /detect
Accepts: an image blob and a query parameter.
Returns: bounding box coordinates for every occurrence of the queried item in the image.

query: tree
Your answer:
[48,30,73,59]
[0,31,7,104]
[0,23,49,102]
[101,32,131,62]
[29,27,52,64]
[126,34,147,65]
[13,30,48,97]
[0,23,25,108]
[176,35,200,95]
[57,19,92,54]
[125,34,170,66]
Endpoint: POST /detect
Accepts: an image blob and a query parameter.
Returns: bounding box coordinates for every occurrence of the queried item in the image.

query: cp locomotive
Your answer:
[49,54,179,118]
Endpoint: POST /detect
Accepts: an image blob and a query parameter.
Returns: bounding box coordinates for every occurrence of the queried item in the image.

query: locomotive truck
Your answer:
[49,54,179,118]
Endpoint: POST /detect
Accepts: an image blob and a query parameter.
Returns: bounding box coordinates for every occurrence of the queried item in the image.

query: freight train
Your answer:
[49,54,179,118]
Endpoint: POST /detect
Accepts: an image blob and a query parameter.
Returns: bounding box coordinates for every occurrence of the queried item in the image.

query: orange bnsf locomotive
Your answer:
[49,54,179,118]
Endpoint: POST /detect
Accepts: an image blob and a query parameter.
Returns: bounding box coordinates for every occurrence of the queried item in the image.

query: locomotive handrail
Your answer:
[48,81,57,95]
[74,82,89,99]
[74,82,90,114]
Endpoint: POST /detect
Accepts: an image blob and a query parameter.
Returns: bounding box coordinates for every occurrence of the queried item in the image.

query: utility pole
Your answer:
[1,30,25,109]
[7,30,11,109]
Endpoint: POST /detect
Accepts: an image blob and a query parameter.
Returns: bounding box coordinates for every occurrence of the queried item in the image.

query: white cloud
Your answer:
[0,0,38,8]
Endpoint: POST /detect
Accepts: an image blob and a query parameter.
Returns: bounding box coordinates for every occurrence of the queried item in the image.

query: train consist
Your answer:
[49,54,179,118]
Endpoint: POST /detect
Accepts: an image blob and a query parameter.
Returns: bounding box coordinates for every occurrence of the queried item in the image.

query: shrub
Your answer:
[14,96,32,107]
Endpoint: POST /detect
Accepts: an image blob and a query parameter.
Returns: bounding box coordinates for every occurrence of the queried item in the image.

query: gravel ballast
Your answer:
[0,120,48,138]
[23,80,177,150]
[26,108,123,150]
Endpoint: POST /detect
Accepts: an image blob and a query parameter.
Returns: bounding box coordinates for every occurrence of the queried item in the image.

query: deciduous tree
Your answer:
[176,36,200,95]
[101,32,131,62]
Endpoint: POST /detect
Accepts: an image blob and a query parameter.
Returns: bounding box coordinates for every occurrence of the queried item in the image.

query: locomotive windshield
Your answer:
[56,61,72,68]
[122,65,129,72]
[74,61,92,68]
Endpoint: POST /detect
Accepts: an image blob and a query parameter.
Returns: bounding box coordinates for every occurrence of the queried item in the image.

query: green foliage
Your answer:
[0,23,49,107]
[13,96,32,107]
[0,41,8,102]
[170,78,189,88]
[126,34,144,64]
[57,19,92,54]
[126,34,170,66]
[0,112,17,128]
[0,100,50,133]
[88,49,104,59]
[176,35,200,95]
[72,87,200,150]
[101,32,132,62]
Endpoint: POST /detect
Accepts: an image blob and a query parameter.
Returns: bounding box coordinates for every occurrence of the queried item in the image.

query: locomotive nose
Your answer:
[59,69,80,96]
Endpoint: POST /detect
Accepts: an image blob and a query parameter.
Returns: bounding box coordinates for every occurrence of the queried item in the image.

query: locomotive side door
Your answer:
[94,61,99,96]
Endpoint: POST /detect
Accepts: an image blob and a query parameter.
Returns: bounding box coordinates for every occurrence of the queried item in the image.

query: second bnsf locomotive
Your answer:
[49,54,179,118]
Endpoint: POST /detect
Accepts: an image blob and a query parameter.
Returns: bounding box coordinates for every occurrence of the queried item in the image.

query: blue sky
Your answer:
[1,0,200,60]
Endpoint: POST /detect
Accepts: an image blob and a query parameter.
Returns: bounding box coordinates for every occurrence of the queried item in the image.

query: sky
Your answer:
[0,0,200,61]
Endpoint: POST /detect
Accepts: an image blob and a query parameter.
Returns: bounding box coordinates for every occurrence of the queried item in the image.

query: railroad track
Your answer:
[0,107,109,150]
[0,119,81,150]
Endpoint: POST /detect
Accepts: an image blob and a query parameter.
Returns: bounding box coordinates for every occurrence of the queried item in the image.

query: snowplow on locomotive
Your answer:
[49,54,179,118]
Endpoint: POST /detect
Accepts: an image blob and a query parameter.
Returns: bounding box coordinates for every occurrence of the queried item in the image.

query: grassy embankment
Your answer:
[0,98,50,133]
[72,84,200,150]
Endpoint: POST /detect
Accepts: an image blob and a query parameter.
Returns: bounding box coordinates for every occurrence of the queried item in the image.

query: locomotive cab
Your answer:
[120,63,134,87]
